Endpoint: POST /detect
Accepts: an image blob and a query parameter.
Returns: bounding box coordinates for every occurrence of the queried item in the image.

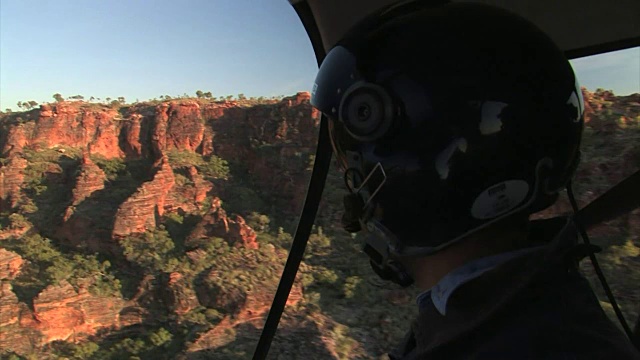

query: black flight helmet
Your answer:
[311,2,584,284]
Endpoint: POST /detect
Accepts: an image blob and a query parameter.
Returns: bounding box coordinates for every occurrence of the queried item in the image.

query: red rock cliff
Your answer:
[1,94,318,212]
[0,249,24,280]
[0,280,132,352]
[112,156,176,238]
[31,280,127,343]
[0,155,28,212]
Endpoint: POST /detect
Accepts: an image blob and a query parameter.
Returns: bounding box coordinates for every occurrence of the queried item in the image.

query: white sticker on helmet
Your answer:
[470,180,530,219]
[435,138,468,180]
[479,101,507,135]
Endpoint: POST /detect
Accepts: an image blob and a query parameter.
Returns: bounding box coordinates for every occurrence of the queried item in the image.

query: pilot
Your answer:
[309,1,640,359]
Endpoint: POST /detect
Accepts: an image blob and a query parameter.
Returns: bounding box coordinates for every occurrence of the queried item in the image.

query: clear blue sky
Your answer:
[1,0,638,110]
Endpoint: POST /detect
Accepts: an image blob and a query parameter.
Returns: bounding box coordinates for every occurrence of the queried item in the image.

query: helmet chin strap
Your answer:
[342,152,414,287]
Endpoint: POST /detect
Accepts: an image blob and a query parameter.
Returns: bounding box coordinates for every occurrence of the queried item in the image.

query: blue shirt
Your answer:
[416,246,546,315]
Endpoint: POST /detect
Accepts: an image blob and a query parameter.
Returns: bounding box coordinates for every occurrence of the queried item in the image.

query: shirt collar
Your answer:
[416,245,547,315]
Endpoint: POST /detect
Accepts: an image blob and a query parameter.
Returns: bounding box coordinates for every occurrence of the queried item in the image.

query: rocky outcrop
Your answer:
[0,249,25,280]
[57,153,109,250]
[149,101,206,158]
[0,282,40,355]
[167,166,213,214]
[187,166,211,204]
[0,279,130,354]
[187,248,302,353]
[213,92,320,213]
[70,153,106,207]
[159,272,200,315]
[186,198,258,249]
[165,101,205,152]
[33,103,123,158]
[31,280,127,343]
[112,156,175,238]
[120,113,146,157]
[1,123,33,157]
[230,215,259,250]
[0,155,28,211]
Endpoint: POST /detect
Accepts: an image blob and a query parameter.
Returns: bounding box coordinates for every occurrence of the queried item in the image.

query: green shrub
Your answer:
[72,341,99,359]
[16,234,61,262]
[7,235,121,296]
[120,227,176,272]
[331,324,358,359]
[275,227,294,249]
[315,267,339,285]
[148,328,172,347]
[298,272,315,288]
[199,155,229,180]
[205,308,223,322]
[91,156,126,181]
[8,213,31,229]
[246,212,270,232]
[166,150,204,168]
[183,307,210,326]
[19,200,38,214]
[164,212,184,225]
[343,276,362,299]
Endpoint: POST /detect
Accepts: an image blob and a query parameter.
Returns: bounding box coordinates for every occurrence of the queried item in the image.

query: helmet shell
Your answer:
[311,3,584,255]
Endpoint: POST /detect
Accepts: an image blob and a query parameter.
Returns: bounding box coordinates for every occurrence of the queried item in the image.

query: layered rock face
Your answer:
[0,249,24,280]
[0,281,132,353]
[185,197,258,249]
[56,153,109,251]
[0,155,28,211]
[33,103,123,158]
[159,272,200,316]
[0,92,318,225]
[31,281,127,343]
[112,156,176,238]
[0,282,37,355]
[69,153,107,206]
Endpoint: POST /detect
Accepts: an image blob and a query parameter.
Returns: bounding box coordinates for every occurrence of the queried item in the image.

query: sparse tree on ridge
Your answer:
[53,93,64,102]
[203,91,212,99]
[238,93,246,101]
[196,90,204,98]
[28,101,38,109]
[17,101,23,109]
[117,97,125,104]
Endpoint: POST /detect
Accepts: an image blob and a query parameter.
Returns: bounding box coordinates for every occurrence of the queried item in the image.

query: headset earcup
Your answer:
[339,82,396,142]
